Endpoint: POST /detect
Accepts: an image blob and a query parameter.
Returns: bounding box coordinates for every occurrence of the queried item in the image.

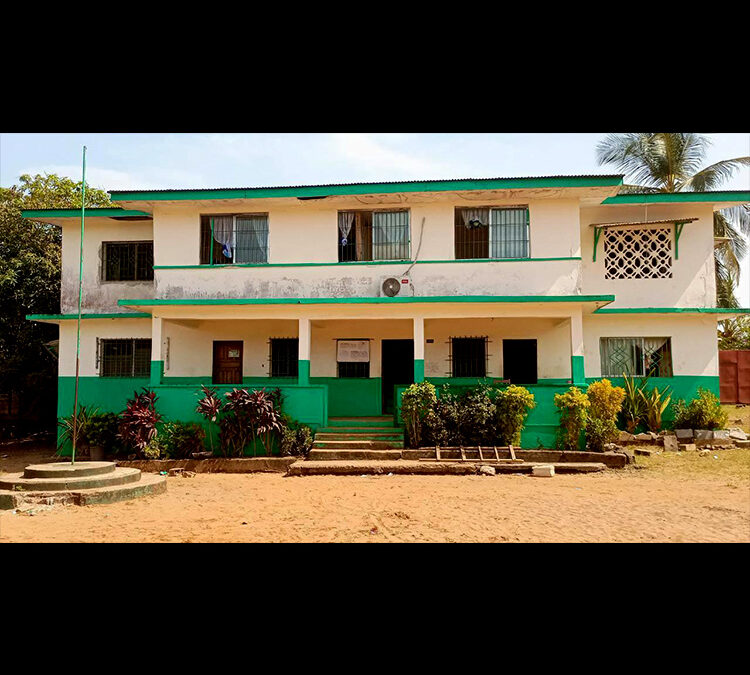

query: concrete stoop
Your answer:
[312,415,405,451]
[287,460,607,476]
[0,461,166,510]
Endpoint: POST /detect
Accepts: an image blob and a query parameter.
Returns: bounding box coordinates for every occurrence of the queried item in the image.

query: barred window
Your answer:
[455,207,529,260]
[603,227,672,280]
[270,338,298,378]
[102,242,153,281]
[450,337,488,378]
[338,362,370,378]
[600,337,673,377]
[200,214,269,264]
[99,339,151,378]
[337,210,409,262]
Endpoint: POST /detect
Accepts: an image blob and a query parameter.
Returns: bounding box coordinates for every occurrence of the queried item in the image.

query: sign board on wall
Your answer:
[337,340,370,363]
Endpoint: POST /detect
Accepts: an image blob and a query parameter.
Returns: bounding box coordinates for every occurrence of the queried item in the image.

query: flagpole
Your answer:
[71,146,87,465]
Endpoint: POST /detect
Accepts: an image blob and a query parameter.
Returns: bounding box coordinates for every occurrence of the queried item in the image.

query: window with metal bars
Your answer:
[102,242,154,281]
[600,337,673,377]
[454,207,529,259]
[450,337,488,378]
[199,214,269,264]
[269,338,298,377]
[337,361,370,378]
[99,339,151,377]
[337,210,409,262]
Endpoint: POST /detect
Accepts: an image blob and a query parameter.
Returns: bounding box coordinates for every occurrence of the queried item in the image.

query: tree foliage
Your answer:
[0,173,111,431]
[595,133,749,307]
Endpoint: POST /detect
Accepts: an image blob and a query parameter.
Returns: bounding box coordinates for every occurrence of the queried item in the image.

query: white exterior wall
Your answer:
[60,218,154,313]
[580,205,716,308]
[583,314,719,377]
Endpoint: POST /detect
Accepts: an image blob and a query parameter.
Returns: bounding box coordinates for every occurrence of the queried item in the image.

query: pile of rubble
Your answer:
[616,427,748,453]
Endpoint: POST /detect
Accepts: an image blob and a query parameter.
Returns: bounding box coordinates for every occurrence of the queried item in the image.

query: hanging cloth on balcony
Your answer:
[338,211,354,245]
[212,215,234,260]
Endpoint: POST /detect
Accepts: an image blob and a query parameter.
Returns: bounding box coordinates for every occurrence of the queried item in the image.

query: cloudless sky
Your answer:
[1,132,748,303]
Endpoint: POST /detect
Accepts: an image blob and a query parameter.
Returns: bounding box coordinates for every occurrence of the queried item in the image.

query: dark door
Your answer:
[381,339,414,414]
[213,341,243,384]
[503,339,538,384]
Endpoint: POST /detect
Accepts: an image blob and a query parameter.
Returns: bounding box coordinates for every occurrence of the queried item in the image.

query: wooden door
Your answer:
[213,341,243,384]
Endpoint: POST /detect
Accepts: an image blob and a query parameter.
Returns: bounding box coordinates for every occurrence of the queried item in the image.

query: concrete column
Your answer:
[150,315,163,386]
[298,317,311,385]
[569,309,585,386]
[413,316,425,382]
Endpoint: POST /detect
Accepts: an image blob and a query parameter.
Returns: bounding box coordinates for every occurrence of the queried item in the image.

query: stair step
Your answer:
[308,449,404,461]
[328,417,396,428]
[0,467,143,492]
[312,440,404,450]
[315,432,403,440]
[317,427,403,434]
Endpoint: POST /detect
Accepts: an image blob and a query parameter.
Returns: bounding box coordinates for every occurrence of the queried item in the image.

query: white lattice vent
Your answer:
[604,226,673,280]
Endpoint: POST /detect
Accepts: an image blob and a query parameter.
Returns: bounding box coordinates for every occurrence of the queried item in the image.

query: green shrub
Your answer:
[142,437,164,460]
[160,421,206,459]
[84,413,123,454]
[56,404,99,456]
[640,385,672,432]
[423,385,461,446]
[456,384,495,446]
[401,381,438,448]
[586,379,625,451]
[554,387,589,451]
[620,373,648,433]
[280,423,314,457]
[672,388,728,430]
[494,385,536,446]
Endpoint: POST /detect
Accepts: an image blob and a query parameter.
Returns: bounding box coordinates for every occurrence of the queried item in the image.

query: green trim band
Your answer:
[22,208,152,219]
[414,359,425,383]
[26,312,151,321]
[153,256,582,270]
[571,355,585,385]
[298,359,310,386]
[110,175,623,202]
[150,360,164,386]
[119,294,615,307]
[594,307,750,315]
[602,191,750,205]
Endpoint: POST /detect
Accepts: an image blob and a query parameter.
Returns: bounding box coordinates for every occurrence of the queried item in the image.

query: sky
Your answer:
[1,132,748,303]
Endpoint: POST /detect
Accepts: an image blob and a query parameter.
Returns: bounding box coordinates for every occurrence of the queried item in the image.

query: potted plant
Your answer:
[84,412,121,460]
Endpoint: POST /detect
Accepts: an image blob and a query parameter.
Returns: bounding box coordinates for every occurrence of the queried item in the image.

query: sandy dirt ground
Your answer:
[1,445,748,543]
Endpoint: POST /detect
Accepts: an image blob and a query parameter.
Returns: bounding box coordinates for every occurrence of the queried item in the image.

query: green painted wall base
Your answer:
[298,359,310,385]
[414,359,425,383]
[571,355,585,386]
[310,377,381,417]
[150,360,164,386]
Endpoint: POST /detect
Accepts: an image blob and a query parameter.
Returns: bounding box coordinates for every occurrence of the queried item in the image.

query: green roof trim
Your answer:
[26,312,151,321]
[602,191,750,205]
[110,175,624,202]
[119,295,615,307]
[22,208,152,219]
[594,307,750,315]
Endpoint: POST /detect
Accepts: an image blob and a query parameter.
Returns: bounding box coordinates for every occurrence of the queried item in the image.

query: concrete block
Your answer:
[734,440,750,448]
[662,435,680,452]
[618,431,636,443]
[674,429,694,441]
[713,430,730,442]
[532,464,555,477]
[728,428,747,441]
[695,430,713,446]
[635,433,652,442]
[679,443,697,452]
[635,448,655,457]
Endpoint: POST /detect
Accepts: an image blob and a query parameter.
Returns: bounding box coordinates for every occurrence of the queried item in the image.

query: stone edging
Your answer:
[115,457,298,473]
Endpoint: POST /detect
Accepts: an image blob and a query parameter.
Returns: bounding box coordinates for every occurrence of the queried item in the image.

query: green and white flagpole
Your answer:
[71,146,87,464]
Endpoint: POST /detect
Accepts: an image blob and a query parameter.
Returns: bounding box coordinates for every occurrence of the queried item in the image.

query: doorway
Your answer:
[213,341,243,384]
[381,339,414,414]
[502,339,538,384]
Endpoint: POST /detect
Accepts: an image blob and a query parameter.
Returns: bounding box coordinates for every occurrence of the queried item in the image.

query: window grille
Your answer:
[600,337,673,377]
[455,207,529,260]
[102,242,154,281]
[269,338,298,377]
[99,339,151,377]
[199,214,269,264]
[338,361,370,378]
[603,227,672,280]
[449,337,489,377]
[337,210,409,262]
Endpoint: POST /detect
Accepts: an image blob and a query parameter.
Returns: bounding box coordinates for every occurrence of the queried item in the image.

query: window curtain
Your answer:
[235,215,268,263]
[211,216,234,261]
[490,208,529,258]
[373,211,409,260]
[461,208,490,228]
[338,212,355,245]
[643,337,672,377]
[600,338,640,377]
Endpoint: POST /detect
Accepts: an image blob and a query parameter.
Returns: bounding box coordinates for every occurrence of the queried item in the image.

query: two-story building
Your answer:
[24,175,750,448]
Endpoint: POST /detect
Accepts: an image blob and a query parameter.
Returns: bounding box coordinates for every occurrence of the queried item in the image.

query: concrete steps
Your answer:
[327,416,397,428]
[313,415,405,451]
[312,439,405,450]
[0,460,167,510]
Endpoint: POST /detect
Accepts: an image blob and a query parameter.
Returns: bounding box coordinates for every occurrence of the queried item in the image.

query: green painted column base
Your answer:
[298,359,310,385]
[150,360,164,386]
[414,359,425,383]
[571,355,585,386]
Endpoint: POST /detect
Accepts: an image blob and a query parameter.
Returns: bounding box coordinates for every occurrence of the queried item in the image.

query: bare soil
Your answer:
[1,444,748,543]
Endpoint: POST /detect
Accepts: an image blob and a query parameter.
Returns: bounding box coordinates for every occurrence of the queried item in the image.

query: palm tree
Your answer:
[596,133,749,307]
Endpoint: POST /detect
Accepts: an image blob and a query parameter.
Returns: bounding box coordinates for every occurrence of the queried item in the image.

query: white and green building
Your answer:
[25,175,750,448]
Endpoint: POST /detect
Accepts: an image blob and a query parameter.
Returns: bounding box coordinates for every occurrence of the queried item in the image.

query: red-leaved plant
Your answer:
[119,388,162,457]
[196,384,223,455]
